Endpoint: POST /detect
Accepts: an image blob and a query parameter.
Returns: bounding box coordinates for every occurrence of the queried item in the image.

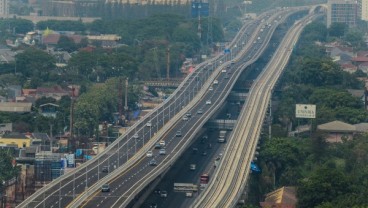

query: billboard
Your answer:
[295,104,316,118]
[191,2,209,18]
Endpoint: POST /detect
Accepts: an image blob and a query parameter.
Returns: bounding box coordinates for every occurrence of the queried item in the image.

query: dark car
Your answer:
[101,184,110,192]
[102,166,109,173]
[154,143,161,149]
[176,130,182,137]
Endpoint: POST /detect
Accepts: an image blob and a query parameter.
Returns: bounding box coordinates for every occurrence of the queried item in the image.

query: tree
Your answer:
[328,22,348,37]
[57,35,78,52]
[0,150,19,191]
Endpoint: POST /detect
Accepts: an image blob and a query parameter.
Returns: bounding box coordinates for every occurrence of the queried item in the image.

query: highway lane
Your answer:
[76,9,296,208]
[192,9,317,208]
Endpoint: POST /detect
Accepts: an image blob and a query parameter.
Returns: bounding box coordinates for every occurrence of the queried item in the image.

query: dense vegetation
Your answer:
[247,21,368,207]
[0,150,20,191]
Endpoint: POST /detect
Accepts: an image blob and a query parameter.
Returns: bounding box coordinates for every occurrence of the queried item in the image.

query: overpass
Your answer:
[17,6,315,208]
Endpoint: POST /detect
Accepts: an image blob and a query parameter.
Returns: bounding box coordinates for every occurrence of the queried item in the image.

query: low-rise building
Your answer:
[317,120,356,142]
[0,133,32,148]
[260,186,297,208]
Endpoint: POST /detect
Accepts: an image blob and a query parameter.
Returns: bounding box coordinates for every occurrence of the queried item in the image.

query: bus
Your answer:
[218,130,227,143]
[199,174,210,189]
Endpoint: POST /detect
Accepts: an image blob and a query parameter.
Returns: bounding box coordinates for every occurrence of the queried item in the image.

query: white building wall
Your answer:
[0,0,9,16]
[361,0,368,20]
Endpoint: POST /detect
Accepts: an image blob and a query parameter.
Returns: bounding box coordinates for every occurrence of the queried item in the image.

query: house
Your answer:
[340,63,357,73]
[260,186,297,208]
[39,103,59,118]
[354,123,368,133]
[36,86,70,100]
[0,102,32,113]
[0,133,32,148]
[317,120,356,142]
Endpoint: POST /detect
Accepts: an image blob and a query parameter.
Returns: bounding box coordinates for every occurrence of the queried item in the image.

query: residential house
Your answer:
[317,120,356,142]
[39,103,59,118]
[341,63,358,73]
[260,186,297,208]
[36,86,70,100]
[0,133,32,148]
[0,102,32,113]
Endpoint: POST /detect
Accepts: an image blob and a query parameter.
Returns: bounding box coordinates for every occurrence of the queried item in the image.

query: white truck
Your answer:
[218,130,227,143]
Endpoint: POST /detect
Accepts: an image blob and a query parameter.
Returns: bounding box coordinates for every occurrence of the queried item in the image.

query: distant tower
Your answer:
[0,0,9,17]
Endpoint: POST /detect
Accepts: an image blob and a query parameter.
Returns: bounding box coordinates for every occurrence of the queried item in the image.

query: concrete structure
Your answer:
[0,102,32,113]
[327,0,358,27]
[359,0,368,21]
[0,0,8,16]
[260,186,297,208]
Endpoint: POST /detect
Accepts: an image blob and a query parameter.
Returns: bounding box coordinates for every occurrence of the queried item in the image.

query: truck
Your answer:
[218,130,227,143]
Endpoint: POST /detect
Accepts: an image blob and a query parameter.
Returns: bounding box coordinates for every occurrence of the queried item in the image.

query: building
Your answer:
[327,0,358,27]
[317,120,356,142]
[0,102,32,113]
[0,0,9,16]
[0,133,32,148]
[260,186,297,208]
[358,0,368,21]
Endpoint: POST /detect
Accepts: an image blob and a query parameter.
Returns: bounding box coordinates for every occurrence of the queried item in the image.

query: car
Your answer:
[133,133,139,139]
[197,109,203,114]
[225,75,229,79]
[154,143,161,149]
[209,86,213,91]
[203,135,208,139]
[102,166,109,173]
[146,121,152,127]
[149,159,157,166]
[231,61,235,65]
[213,80,219,85]
[176,130,182,137]
[185,112,192,117]
[150,203,158,208]
[206,100,212,105]
[186,192,193,198]
[221,69,226,73]
[192,148,198,153]
[190,164,196,170]
[160,190,168,198]
[202,151,208,156]
[146,150,153,157]
[159,140,165,147]
[182,115,189,121]
[159,148,166,155]
[101,184,110,192]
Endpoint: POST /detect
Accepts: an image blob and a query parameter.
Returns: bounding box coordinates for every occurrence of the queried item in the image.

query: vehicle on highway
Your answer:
[176,130,182,137]
[185,112,192,117]
[182,115,189,121]
[160,190,168,198]
[190,164,196,170]
[159,140,165,147]
[213,80,219,85]
[186,192,193,197]
[231,61,235,64]
[101,184,110,192]
[218,130,227,143]
[200,174,210,189]
[221,69,226,73]
[133,133,139,139]
[197,109,203,114]
[146,121,152,127]
[102,166,109,173]
[149,159,157,166]
[209,86,213,91]
[150,203,158,208]
[146,150,153,157]
[192,147,198,154]
[202,151,208,156]
[206,100,212,105]
[159,148,166,155]
[154,143,161,149]
[225,75,229,79]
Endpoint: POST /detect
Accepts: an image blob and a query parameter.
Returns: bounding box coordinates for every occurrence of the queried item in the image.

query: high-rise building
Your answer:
[358,0,368,21]
[0,0,9,16]
[327,0,358,27]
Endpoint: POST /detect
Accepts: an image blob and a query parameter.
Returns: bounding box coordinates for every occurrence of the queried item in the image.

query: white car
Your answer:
[146,151,153,157]
[159,140,166,147]
[209,86,213,91]
[213,80,219,85]
[133,133,139,139]
[183,116,189,121]
[206,100,212,105]
[221,69,226,73]
[146,121,152,127]
[159,148,166,155]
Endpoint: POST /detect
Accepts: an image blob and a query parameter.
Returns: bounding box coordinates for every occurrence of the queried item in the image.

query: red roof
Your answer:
[351,57,368,62]
[36,86,69,94]
[43,34,60,45]
[357,51,368,57]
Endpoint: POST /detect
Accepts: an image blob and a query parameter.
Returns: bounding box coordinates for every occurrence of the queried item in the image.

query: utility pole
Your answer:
[69,86,75,152]
[118,77,123,122]
[166,47,170,80]
[124,78,129,120]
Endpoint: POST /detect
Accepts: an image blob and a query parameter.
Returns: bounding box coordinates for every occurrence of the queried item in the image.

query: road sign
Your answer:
[295,104,316,118]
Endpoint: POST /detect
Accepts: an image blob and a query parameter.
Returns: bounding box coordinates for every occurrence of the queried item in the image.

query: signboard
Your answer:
[66,154,75,168]
[295,104,316,118]
[191,2,209,17]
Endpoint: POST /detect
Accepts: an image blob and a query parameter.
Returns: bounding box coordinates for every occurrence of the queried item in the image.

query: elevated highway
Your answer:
[17,6,313,208]
[191,11,320,208]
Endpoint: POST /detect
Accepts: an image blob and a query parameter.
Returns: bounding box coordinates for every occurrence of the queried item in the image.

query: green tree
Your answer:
[57,35,78,52]
[328,22,348,37]
[0,150,19,191]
